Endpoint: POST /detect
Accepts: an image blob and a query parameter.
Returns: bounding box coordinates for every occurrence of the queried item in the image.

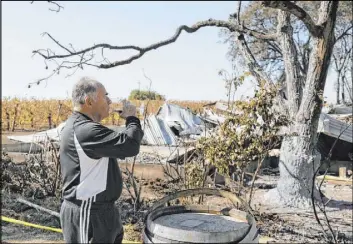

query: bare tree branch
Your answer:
[230,3,274,87]
[277,10,303,118]
[33,18,279,73]
[301,36,311,75]
[296,1,339,125]
[42,32,72,54]
[312,124,351,244]
[27,55,95,89]
[241,26,278,40]
[332,35,353,104]
[236,34,271,84]
[237,1,242,24]
[335,25,353,44]
[317,1,339,26]
[265,40,282,56]
[262,1,322,37]
[33,20,236,70]
[30,1,64,13]
[228,2,290,119]
[343,74,353,103]
[47,1,64,13]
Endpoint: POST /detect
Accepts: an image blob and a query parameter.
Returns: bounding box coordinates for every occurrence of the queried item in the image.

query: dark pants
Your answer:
[60,200,124,243]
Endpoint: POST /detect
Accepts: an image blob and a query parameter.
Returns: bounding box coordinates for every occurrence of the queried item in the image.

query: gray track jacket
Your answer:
[59,111,144,204]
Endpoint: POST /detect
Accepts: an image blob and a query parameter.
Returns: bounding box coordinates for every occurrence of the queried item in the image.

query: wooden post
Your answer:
[12,104,19,132]
[17,198,60,218]
[56,101,62,126]
[6,111,10,131]
[30,111,34,129]
[339,167,347,179]
[214,168,217,186]
[48,113,52,129]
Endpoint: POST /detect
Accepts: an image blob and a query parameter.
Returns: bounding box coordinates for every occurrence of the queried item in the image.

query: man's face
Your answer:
[89,86,112,122]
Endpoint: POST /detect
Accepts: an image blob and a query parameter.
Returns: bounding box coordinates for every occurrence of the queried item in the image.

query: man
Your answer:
[59,77,144,243]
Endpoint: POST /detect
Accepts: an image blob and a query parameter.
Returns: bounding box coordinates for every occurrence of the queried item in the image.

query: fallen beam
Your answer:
[316,175,352,182]
[17,198,60,218]
[316,175,352,185]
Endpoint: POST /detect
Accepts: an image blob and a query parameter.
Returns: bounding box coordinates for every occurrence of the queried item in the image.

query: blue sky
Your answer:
[2,1,337,102]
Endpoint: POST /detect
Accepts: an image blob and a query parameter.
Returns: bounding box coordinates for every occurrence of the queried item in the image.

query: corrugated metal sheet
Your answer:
[141,115,178,146]
[7,116,180,147]
[7,122,65,144]
[318,113,352,143]
[156,103,204,135]
[201,108,225,125]
[277,113,352,144]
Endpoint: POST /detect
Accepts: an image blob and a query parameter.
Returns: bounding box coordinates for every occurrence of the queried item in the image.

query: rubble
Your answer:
[4,101,352,164]
[1,102,352,244]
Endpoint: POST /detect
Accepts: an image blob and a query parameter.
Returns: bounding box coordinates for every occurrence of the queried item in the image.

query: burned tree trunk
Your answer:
[265,1,339,209]
[277,10,303,119]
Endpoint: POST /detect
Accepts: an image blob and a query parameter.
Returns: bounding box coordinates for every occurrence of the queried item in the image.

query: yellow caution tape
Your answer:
[1,216,142,244]
[2,216,63,233]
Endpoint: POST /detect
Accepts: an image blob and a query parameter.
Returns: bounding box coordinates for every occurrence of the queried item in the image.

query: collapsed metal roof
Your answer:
[6,122,65,145]
[318,113,352,143]
[156,103,205,136]
[6,103,352,149]
[141,114,178,146]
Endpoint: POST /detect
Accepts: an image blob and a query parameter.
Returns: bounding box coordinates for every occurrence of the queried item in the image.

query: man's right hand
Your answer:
[118,100,137,119]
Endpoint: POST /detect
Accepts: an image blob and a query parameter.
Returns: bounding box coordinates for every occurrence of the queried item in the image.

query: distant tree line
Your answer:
[128,89,165,101]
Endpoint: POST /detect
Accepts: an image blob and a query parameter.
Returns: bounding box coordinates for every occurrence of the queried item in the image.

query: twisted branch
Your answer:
[30,1,64,13]
[262,1,323,37]
[32,18,279,81]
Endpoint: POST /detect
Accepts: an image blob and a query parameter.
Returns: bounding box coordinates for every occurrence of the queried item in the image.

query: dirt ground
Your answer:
[2,173,352,243]
[1,131,353,243]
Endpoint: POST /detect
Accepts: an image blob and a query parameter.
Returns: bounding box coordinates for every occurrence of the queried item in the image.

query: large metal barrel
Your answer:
[143,188,259,243]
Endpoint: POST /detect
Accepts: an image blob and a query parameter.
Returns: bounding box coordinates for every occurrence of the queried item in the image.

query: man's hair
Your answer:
[72,77,103,110]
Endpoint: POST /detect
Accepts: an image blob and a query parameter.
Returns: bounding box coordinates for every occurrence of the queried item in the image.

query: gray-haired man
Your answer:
[59,77,144,243]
